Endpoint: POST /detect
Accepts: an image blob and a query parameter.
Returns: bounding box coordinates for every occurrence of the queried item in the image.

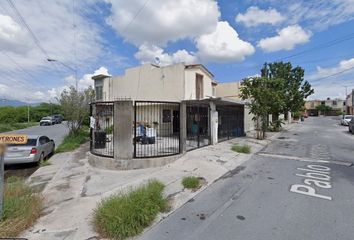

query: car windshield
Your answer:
[7,138,37,147]
[345,116,352,119]
[42,117,51,120]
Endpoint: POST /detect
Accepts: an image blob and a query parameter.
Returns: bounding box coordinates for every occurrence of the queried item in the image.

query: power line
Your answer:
[277,32,354,61]
[311,65,354,82]
[121,0,151,34]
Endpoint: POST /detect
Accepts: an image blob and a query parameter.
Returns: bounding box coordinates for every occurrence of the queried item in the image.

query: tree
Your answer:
[58,86,95,135]
[240,76,285,139]
[261,62,314,119]
[316,104,332,115]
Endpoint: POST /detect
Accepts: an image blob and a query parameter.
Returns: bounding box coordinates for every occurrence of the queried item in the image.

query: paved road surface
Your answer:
[139,117,354,240]
[4,123,69,179]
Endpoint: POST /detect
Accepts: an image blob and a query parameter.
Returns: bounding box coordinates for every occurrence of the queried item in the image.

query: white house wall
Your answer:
[184,68,213,100]
[111,64,185,101]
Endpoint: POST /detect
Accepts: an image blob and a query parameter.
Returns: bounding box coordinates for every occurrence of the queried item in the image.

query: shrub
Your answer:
[182,176,200,189]
[0,177,42,237]
[56,129,88,153]
[94,180,167,240]
[231,144,251,154]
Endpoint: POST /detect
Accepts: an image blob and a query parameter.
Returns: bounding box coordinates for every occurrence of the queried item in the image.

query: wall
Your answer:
[184,67,213,100]
[215,82,242,100]
[111,63,185,102]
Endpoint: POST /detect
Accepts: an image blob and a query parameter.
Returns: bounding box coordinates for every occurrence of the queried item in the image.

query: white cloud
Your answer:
[105,0,220,46]
[0,14,31,54]
[196,21,255,62]
[307,58,354,81]
[258,25,311,52]
[134,44,197,65]
[235,6,285,27]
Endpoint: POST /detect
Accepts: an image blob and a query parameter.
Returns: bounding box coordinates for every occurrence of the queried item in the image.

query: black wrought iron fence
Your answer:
[186,105,210,151]
[90,101,114,158]
[217,105,244,142]
[134,101,180,158]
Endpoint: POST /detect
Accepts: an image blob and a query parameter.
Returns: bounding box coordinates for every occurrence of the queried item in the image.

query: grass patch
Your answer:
[0,122,38,133]
[231,144,251,154]
[94,180,167,240]
[39,160,51,167]
[0,177,42,237]
[182,176,200,189]
[56,129,88,153]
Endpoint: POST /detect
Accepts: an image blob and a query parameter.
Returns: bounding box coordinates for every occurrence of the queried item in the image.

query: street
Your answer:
[139,117,354,240]
[4,123,69,179]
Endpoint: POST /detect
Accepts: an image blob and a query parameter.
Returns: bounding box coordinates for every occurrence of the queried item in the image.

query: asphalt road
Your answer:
[4,122,69,179]
[139,116,354,240]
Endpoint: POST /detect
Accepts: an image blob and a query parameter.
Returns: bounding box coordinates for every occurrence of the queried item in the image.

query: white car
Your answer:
[341,115,353,126]
[40,116,55,126]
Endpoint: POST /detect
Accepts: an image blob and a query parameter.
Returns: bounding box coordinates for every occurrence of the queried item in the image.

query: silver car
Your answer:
[4,135,55,164]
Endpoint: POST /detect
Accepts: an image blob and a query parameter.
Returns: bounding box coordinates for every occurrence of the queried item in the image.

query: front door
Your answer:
[173,110,180,134]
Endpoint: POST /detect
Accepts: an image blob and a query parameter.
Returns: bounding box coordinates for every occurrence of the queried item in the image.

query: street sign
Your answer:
[0,134,28,145]
[0,134,28,219]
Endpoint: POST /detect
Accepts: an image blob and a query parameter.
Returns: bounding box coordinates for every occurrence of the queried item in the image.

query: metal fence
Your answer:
[217,105,244,142]
[186,105,210,151]
[90,101,114,158]
[134,101,180,158]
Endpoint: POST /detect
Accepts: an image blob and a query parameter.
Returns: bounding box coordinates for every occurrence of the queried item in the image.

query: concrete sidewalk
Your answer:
[22,126,294,240]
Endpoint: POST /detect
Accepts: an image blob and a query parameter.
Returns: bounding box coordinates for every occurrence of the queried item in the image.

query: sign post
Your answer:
[0,134,28,219]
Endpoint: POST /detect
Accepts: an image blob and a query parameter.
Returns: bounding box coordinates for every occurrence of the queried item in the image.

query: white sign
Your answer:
[290,164,332,201]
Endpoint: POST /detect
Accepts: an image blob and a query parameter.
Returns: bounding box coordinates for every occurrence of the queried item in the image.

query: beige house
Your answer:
[92,63,216,102]
[305,98,346,115]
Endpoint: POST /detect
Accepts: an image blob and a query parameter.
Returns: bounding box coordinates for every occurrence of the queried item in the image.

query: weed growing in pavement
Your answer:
[94,180,168,240]
[182,176,201,189]
[231,144,251,154]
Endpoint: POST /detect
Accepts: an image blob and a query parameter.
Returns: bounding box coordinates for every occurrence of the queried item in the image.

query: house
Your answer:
[90,63,246,166]
[305,98,346,116]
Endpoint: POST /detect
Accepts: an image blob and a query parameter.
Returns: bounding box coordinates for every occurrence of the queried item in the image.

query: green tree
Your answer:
[58,86,95,135]
[262,62,314,119]
[240,76,285,139]
[316,104,332,115]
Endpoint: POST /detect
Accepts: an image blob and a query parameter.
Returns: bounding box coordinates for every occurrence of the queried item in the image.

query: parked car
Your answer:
[52,114,63,124]
[40,116,55,126]
[4,135,55,164]
[349,117,354,134]
[341,115,353,126]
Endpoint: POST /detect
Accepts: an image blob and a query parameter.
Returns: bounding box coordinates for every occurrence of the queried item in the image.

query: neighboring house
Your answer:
[305,98,346,116]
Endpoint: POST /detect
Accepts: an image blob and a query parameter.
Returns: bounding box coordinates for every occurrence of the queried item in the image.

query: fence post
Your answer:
[179,102,187,154]
[0,145,4,219]
[114,100,134,159]
[210,101,218,145]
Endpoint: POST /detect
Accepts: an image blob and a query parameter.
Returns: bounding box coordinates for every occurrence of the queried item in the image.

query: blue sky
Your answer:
[1,0,354,102]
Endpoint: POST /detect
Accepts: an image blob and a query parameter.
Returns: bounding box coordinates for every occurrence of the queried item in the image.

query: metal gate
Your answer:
[134,101,180,158]
[186,105,210,151]
[90,101,114,158]
[217,105,244,142]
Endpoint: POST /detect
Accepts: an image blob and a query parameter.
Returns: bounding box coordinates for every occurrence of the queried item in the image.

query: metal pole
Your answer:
[0,150,4,219]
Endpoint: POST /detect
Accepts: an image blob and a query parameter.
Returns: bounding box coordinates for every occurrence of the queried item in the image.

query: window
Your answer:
[196,74,204,100]
[162,109,171,123]
[95,86,103,100]
[333,101,337,106]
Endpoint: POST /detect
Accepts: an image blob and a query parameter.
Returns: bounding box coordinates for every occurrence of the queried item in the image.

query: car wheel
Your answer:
[37,153,44,165]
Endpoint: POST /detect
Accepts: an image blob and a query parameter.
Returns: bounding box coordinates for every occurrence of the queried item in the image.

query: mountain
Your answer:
[0,99,40,107]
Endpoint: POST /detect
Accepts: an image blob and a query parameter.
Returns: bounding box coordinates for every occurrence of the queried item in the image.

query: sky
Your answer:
[0,0,354,103]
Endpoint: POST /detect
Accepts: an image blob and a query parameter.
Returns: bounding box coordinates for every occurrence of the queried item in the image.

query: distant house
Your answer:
[305,98,346,116]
